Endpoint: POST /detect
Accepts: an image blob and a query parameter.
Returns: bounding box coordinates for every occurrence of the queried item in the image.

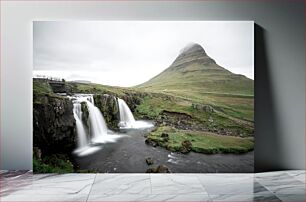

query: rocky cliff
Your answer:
[33,94,76,156]
[93,94,119,130]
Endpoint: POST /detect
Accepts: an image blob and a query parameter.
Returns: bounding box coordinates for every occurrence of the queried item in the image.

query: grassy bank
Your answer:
[146,126,254,154]
[135,95,254,136]
[33,155,74,173]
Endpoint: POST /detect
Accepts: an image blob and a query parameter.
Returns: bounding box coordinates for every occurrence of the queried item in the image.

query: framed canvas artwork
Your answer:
[33,21,254,173]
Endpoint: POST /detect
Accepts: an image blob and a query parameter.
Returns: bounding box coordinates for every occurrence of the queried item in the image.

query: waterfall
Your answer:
[118,98,136,128]
[73,103,88,149]
[86,100,108,139]
[71,94,109,142]
[70,94,121,156]
[69,93,152,156]
[117,98,153,129]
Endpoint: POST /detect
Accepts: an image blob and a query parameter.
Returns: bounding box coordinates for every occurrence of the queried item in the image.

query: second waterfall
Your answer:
[118,98,136,128]
[117,98,154,129]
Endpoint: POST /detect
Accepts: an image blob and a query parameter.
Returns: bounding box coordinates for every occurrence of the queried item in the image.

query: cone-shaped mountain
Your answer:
[137,43,253,96]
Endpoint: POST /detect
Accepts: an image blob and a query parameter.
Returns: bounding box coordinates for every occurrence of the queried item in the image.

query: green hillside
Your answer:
[136,43,254,121]
[137,43,253,95]
[134,43,254,153]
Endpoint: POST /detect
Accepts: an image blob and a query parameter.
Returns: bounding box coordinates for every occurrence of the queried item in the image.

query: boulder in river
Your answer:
[146,165,171,173]
[181,140,192,154]
[145,157,154,165]
[145,138,158,147]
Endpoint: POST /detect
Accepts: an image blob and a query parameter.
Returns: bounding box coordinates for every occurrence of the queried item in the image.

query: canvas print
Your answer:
[33,21,254,173]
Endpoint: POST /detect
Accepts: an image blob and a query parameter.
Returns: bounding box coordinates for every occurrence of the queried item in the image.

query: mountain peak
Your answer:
[171,43,214,68]
[137,43,253,96]
[179,43,206,55]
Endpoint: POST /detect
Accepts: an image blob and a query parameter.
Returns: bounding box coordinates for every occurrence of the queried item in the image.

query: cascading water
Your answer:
[118,98,136,128]
[73,103,88,149]
[70,94,152,156]
[86,100,108,139]
[70,94,121,156]
[117,98,153,129]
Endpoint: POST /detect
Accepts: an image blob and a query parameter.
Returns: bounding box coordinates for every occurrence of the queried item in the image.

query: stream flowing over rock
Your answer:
[33,94,76,155]
[120,93,144,112]
[93,93,146,129]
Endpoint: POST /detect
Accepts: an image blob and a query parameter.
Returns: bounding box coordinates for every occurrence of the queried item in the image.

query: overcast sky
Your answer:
[33,21,254,87]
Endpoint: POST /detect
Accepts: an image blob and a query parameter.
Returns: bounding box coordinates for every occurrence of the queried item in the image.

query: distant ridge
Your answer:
[71,80,91,84]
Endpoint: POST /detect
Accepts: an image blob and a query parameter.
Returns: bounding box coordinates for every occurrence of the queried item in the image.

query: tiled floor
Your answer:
[0,170,305,201]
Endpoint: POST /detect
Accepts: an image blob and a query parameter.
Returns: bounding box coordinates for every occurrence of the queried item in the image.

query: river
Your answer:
[73,123,254,173]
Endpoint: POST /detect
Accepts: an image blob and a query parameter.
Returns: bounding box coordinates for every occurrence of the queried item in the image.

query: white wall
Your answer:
[1,0,304,171]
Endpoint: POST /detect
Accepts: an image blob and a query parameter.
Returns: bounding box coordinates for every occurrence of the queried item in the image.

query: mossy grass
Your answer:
[135,95,253,136]
[147,126,254,154]
[33,155,74,173]
[33,80,53,95]
[33,79,70,104]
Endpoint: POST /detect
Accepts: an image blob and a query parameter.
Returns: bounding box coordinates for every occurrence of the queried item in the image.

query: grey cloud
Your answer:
[34,21,254,86]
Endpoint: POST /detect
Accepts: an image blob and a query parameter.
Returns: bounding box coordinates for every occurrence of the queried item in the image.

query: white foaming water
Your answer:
[70,94,121,156]
[118,98,153,129]
[86,101,108,139]
[118,98,136,128]
[73,103,88,148]
[167,152,180,164]
[167,159,180,164]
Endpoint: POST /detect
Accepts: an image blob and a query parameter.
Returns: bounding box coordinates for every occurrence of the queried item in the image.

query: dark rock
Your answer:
[94,94,119,130]
[145,168,156,173]
[145,138,157,147]
[33,94,76,155]
[145,157,154,165]
[156,165,171,173]
[162,110,192,119]
[182,140,192,148]
[180,147,189,154]
[119,92,145,113]
[81,101,90,130]
[161,133,168,138]
[33,147,42,160]
[156,110,206,132]
[161,133,169,142]
[192,103,214,113]
[146,165,171,173]
[181,140,192,154]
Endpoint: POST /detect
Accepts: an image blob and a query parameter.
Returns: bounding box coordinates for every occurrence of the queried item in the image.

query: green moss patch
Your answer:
[136,95,253,136]
[33,155,74,173]
[33,80,53,95]
[146,126,254,154]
